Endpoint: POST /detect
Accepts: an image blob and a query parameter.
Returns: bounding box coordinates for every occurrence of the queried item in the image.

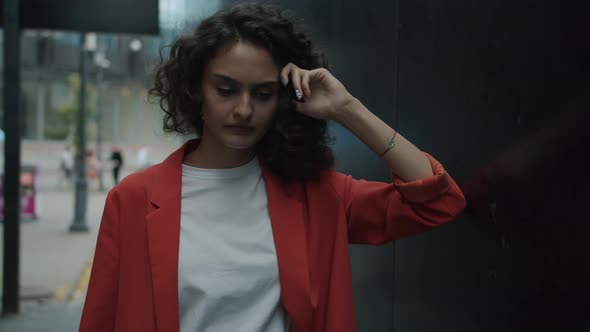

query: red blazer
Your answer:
[79,140,466,332]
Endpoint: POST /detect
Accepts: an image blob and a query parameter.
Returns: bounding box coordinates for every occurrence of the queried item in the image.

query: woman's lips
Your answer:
[225,125,255,134]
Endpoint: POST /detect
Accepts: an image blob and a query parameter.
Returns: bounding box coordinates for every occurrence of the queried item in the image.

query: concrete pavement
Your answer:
[0,189,105,331]
[0,140,177,331]
[0,190,106,300]
[0,299,84,332]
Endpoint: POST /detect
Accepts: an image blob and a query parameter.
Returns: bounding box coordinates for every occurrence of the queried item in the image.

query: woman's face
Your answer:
[199,41,281,150]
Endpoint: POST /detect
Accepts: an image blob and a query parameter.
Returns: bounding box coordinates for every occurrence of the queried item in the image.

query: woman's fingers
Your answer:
[281,63,307,101]
[290,69,303,101]
[280,64,291,86]
[301,71,311,97]
[308,68,328,83]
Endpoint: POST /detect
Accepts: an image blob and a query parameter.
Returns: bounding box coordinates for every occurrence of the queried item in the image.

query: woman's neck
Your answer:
[183,137,256,169]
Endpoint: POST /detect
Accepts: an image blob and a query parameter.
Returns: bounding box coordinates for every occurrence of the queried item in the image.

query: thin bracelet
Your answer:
[378,131,398,157]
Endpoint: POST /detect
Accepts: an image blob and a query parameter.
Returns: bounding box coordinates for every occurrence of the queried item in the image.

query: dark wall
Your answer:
[222,1,590,331]
[395,1,590,331]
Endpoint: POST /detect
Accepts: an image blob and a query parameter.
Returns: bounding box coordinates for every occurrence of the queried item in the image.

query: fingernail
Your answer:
[295,89,302,100]
[281,76,288,86]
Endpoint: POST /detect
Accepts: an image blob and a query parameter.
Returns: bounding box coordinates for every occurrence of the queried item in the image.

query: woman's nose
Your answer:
[233,94,253,120]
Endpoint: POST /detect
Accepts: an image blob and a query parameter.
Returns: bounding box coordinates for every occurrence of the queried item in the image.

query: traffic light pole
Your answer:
[70,32,90,232]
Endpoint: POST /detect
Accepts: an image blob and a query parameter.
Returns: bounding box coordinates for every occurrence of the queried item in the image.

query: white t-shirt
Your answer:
[179,157,289,332]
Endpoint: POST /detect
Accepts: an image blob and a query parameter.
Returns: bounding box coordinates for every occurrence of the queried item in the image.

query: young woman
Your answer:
[79,4,466,332]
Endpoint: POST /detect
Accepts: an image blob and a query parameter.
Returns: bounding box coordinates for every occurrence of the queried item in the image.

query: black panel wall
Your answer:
[394,1,590,331]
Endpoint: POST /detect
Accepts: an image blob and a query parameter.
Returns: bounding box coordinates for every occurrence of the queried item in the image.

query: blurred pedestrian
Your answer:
[58,144,74,188]
[109,146,124,185]
[86,149,99,190]
[80,4,466,332]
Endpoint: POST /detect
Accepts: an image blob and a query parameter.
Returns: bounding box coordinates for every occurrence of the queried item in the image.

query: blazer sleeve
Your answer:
[79,190,120,331]
[329,152,466,245]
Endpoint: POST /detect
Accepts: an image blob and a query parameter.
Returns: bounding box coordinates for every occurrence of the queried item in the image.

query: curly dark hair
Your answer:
[148,3,334,182]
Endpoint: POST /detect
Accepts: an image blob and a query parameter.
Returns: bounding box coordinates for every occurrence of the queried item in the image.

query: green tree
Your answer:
[54,73,97,143]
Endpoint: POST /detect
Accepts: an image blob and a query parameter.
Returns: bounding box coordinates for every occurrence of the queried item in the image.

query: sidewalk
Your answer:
[0,189,106,299]
[0,140,177,330]
[0,189,106,331]
[0,299,84,332]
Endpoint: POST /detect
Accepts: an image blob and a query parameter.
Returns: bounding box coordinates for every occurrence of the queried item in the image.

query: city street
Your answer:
[0,140,174,331]
[0,189,106,331]
[0,299,84,331]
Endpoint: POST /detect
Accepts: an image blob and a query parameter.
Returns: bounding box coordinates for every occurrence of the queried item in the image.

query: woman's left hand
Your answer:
[281,63,356,121]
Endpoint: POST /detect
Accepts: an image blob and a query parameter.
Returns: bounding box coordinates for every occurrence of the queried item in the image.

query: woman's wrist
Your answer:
[332,96,364,126]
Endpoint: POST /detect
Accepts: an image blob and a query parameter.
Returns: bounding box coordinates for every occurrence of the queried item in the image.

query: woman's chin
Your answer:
[222,137,257,150]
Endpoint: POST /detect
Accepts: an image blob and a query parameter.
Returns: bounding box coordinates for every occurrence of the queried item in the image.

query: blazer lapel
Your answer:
[262,166,314,332]
[145,142,191,332]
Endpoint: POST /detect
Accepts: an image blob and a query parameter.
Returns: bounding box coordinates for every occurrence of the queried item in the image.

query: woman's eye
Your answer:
[217,88,234,96]
[255,92,274,100]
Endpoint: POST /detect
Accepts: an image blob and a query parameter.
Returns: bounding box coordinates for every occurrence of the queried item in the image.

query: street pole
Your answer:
[96,66,105,192]
[70,32,89,232]
[35,76,46,140]
[2,0,21,315]
[113,94,121,142]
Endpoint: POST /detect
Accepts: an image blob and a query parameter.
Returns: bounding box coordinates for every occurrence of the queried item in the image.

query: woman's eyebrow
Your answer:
[211,73,238,84]
[211,73,279,87]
